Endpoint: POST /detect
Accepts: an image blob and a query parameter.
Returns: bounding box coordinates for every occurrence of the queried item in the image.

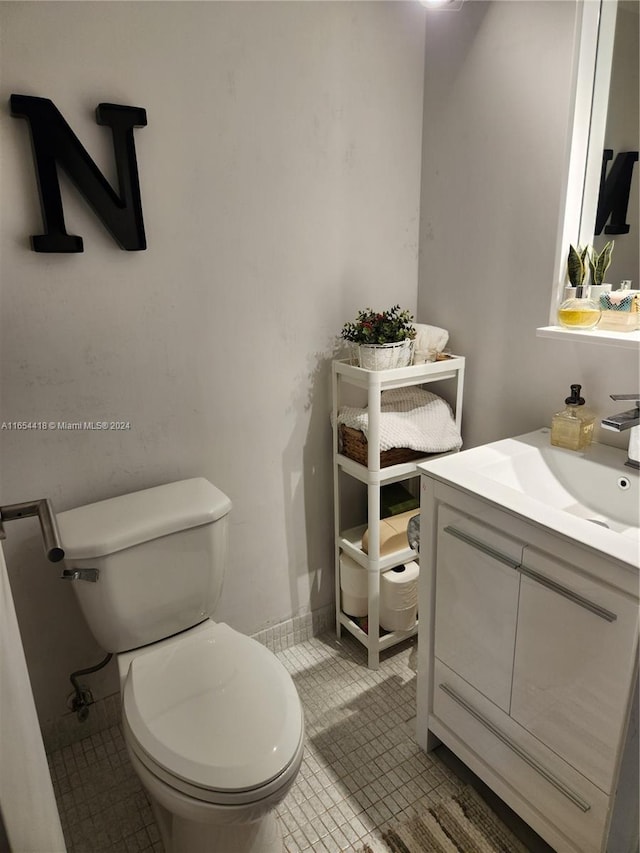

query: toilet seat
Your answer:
[122,622,304,805]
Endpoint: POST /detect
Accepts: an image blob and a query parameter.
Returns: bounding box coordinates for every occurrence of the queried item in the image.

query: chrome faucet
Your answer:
[601,394,640,470]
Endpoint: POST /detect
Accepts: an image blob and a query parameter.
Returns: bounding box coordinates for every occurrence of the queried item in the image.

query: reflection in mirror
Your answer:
[583,0,639,287]
[590,1,639,286]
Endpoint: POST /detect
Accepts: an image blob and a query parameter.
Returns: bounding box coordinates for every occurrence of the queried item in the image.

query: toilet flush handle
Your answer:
[0,498,65,562]
[61,568,99,582]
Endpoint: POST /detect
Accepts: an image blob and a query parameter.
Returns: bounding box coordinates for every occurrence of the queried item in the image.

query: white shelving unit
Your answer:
[332,356,465,668]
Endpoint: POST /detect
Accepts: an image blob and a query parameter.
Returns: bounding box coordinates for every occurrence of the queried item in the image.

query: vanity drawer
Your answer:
[432,659,610,853]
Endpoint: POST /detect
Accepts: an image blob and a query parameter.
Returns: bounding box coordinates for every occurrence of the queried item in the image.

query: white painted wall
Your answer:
[418,0,639,450]
[0,1,426,723]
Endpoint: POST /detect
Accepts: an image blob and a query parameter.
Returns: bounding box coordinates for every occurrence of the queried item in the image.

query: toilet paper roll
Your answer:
[380,603,417,632]
[381,560,419,609]
[380,561,419,631]
[340,553,368,617]
[361,509,418,556]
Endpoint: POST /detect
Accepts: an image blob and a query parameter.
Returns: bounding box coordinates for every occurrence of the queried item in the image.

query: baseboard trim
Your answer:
[251,603,334,653]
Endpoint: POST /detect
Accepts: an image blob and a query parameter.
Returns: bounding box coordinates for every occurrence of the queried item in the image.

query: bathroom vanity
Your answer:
[416,429,639,853]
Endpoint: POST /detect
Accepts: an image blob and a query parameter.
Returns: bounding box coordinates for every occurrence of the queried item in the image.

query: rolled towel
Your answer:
[413,324,449,360]
[600,292,638,311]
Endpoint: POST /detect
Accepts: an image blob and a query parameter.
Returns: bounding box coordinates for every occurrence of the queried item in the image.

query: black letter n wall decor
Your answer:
[595,149,639,237]
[10,95,147,252]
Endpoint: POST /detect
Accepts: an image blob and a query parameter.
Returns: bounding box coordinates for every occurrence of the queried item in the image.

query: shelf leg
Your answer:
[368,644,379,670]
[367,568,380,670]
[335,545,342,639]
[333,365,342,640]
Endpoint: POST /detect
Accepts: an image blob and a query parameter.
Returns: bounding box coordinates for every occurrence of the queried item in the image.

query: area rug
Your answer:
[359,785,530,853]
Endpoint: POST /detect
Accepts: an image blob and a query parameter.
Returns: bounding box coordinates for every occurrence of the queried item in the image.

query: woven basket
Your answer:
[339,425,424,468]
[350,340,415,370]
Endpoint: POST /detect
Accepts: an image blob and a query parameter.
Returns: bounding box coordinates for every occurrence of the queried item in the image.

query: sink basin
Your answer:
[418,428,639,568]
[478,431,638,533]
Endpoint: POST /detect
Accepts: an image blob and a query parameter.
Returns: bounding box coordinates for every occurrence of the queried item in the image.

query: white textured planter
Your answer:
[356,339,414,370]
[563,284,612,303]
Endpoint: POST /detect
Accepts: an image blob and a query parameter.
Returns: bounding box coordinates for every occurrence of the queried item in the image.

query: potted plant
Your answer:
[588,241,615,302]
[341,305,416,369]
[567,244,589,288]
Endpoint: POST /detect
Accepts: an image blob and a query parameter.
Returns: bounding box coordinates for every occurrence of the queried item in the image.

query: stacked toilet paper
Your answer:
[340,552,368,617]
[380,561,419,631]
[340,553,419,631]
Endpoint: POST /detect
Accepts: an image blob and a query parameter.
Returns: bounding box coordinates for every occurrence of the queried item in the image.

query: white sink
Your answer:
[418,428,639,568]
[478,432,638,532]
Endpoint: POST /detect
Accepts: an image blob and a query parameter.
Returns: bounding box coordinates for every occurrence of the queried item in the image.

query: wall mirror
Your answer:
[541,0,640,346]
[580,0,639,286]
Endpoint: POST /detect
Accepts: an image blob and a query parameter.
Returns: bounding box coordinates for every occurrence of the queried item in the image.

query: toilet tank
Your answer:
[57,478,232,653]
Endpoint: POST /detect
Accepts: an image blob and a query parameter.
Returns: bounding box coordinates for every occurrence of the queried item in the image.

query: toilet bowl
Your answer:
[57,478,305,853]
[118,621,304,853]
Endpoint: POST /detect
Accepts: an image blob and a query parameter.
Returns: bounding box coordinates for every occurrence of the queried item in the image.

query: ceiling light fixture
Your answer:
[419,0,465,10]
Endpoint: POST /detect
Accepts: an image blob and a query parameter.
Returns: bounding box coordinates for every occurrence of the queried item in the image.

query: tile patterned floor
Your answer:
[46,632,510,853]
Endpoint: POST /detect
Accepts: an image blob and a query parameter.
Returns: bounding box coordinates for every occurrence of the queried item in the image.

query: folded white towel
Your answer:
[413,324,449,355]
[337,387,462,453]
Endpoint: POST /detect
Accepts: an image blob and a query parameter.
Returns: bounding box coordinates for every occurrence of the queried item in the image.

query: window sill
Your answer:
[537,326,640,349]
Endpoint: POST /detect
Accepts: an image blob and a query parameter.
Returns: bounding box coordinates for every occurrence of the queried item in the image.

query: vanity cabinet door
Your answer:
[434,506,523,711]
[511,546,639,794]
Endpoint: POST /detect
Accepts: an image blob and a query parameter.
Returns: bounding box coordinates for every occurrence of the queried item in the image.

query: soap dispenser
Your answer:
[550,384,595,451]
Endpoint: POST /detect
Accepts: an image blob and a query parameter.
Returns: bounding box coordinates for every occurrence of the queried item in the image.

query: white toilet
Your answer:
[57,478,305,853]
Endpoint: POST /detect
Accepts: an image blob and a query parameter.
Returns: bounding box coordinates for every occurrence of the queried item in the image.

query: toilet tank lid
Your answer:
[57,478,232,559]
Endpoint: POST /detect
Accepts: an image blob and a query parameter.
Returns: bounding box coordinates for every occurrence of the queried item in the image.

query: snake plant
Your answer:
[588,241,614,286]
[567,244,589,286]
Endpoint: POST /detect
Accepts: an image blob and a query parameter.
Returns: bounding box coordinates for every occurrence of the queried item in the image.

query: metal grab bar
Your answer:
[0,498,65,562]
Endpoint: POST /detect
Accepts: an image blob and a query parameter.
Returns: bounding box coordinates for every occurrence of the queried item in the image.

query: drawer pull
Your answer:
[519,565,617,622]
[443,525,520,570]
[439,683,592,813]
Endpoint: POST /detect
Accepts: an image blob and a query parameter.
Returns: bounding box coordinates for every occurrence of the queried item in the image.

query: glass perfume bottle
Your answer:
[557,285,601,330]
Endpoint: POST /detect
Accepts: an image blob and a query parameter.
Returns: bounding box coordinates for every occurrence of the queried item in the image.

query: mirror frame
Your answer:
[578,0,619,252]
[550,0,617,320]
[541,0,639,346]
